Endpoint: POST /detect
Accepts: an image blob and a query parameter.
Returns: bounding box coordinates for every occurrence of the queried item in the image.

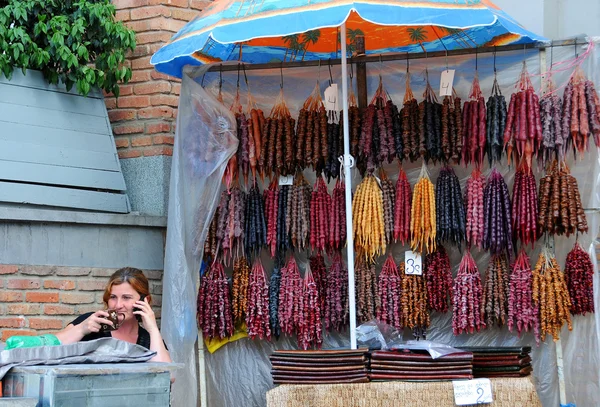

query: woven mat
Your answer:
[266,377,541,407]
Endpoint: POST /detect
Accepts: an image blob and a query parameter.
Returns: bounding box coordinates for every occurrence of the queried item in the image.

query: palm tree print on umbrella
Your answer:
[282,34,301,62]
[407,27,428,53]
[442,27,478,48]
[300,30,321,61]
[337,28,364,57]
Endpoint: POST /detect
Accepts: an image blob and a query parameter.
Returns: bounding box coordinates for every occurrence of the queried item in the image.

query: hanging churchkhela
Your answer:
[324,97,342,181]
[379,169,396,246]
[435,166,466,248]
[325,252,349,332]
[564,242,595,315]
[464,168,485,249]
[310,176,332,253]
[393,167,412,246]
[309,254,328,311]
[246,258,272,340]
[229,87,245,187]
[260,86,296,178]
[232,257,250,325]
[276,184,292,256]
[197,261,234,340]
[278,257,302,336]
[532,247,573,342]
[289,173,312,250]
[269,260,282,339]
[441,91,463,164]
[419,70,443,163]
[503,62,543,169]
[462,71,487,167]
[486,72,507,165]
[507,250,539,342]
[264,178,279,257]
[562,66,600,156]
[298,263,323,350]
[329,179,347,252]
[482,168,513,256]
[481,254,510,328]
[537,160,588,236]
[296,82,328,173]
[410,163,436,254]
[401,71,421,162]
[511,165,539,247]
[452,250,484,335]
[539,76,565,165]
[355,260,378,324]
[376,254,403,330]
[245,184,267,258]
[399,261,430,339]
[424,245,453,313]
[353,175,386,261]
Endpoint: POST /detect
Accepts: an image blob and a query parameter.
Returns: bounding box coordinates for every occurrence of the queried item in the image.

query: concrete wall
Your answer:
[0,205,166,341]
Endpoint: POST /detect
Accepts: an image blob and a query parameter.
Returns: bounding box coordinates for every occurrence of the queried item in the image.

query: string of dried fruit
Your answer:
[202,208,219,260]
[562,66,600,156]
[419,71,443,163]
[225,186,247,262]
[532,248,573,342]
[486,74,507,166]
[309,254,327,311]
[537,160,588,236]
[329,179,347,252]
[235,112,250,184]
[269,262,282,339]
[247,90,264,181]
[296,106,308,170]
[290,173,312,250]
[298,83,328,173]
[436,166,466,248]
[393,167,412,246]
[197,261,234,340]
[465,168,485,249]
[261,88,295,177]
[507,250,539,342]
[503,62,543,169]
[564,242,595,315]
[352,175,386,262]
[401,72,421,162]
[511,165,539,247]
[325,252,349,332]
[232,257,250,324]
[244,185,267,259]
[278,256,303,336]
[310,176,331,253]
[462,71,487,167]
[298,264,323,350]
[215,190,230,260]
[441,93,462,164]
[276,184,292,257]
[481,254,509,328]
[482,168,513,257]
[399,261,430,339]
[324,110,342,181]
[452,250,485,335]
[264,178,279,257]
[379,169,396,245]
[246,258,272,340]
[410,164,436,254]
[355,260,378,324]
[539,78,564,166]
[424,245,452,313]
[376,254,403,330]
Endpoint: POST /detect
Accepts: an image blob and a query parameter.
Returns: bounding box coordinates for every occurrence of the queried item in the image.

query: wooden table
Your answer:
[267,377,541,407]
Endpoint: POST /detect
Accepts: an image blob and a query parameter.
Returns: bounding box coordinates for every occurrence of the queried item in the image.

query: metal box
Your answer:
[2,363,172,407]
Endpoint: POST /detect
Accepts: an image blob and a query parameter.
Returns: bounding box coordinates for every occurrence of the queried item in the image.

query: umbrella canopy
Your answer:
[151,0,546,78]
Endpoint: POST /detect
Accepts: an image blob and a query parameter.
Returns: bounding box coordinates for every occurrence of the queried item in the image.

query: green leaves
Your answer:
[0,0,136,97]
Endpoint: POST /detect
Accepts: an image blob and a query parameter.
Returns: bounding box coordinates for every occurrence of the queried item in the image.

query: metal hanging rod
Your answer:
[205,38,588,73]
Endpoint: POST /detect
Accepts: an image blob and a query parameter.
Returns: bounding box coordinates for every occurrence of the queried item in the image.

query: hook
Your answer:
[445,49,448,71]
[318,59,321,84]
[523,43,527,62]
[280,62,284,89]
[406,52,409,73]
[493,46,497,74]
[349,62,354,80]
[328,58,334,86]
[550,40,554,68]
[242,64,249,89]
[575,40,578,58]
[379,54,383,79]
[475,47,478,71]
[236,63,240,88]
[201,73,206,87]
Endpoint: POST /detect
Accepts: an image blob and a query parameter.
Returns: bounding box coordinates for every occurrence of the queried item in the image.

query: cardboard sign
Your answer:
[440,69,456,97]
[404,251,422,275]
[279,175,293,186]
[452,378,493,405]
[324,84,339,112]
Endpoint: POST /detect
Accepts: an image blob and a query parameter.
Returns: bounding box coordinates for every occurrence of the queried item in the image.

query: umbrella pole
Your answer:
[340,22,357,350]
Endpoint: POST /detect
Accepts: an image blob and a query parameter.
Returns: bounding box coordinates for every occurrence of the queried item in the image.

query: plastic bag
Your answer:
[5,334,60,350]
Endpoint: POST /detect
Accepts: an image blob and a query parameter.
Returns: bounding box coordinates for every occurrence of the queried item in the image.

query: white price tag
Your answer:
[452,379,493,405]
[279,175,293,186]
[404,251,422,275]
[439,69,455,97]
[324,84,339,112]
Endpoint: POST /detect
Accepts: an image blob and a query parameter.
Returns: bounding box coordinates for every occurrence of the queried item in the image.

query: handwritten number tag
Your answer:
[404,251,422,275]
[440,69,455,97]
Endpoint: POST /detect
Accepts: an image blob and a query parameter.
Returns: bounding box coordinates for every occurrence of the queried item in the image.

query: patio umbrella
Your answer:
[152,4,546,404]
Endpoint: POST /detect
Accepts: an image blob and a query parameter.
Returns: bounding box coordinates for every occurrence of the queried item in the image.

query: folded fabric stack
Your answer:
[369,350,474,381]
[459,347,533,378]
[269,349,370,385]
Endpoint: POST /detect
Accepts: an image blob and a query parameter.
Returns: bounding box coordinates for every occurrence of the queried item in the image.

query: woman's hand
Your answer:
[133,297,159,334]
[79,311,114,336]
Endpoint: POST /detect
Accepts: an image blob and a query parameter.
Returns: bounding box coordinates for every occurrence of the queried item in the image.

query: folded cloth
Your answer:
[0,337,156,380]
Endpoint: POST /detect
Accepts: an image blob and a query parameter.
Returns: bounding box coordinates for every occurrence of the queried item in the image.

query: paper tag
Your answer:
[324,84,339,112]
[439,69,455,97]
[279,175,293,186]
[404,251,422,275]
[453,379,493,405]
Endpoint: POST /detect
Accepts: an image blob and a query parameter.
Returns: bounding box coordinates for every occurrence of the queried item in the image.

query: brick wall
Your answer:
[107,0,214,160]
[0,265,163,342]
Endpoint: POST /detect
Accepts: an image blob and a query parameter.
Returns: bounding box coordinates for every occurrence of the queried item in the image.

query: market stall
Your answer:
[151,2,599,407]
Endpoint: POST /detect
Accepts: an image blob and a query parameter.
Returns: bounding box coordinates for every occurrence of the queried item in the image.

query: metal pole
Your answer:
[340,22,357,350]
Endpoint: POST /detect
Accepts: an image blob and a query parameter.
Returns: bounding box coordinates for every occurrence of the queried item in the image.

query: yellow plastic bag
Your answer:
[204,323,248,353]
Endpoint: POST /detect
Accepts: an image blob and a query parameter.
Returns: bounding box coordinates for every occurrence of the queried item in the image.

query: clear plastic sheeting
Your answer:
[164,42,600,407]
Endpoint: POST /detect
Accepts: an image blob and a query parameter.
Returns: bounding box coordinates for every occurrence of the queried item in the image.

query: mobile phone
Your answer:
[134,294,146,323]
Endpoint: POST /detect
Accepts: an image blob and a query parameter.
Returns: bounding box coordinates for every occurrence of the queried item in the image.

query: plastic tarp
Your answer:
[163,41,599,407]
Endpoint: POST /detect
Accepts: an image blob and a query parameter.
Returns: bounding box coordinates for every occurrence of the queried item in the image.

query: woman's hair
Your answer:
[102,267,152,306]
